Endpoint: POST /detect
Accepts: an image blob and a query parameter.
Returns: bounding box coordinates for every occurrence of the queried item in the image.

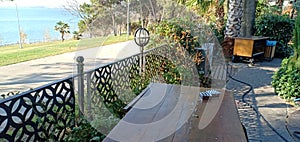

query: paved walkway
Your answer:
[227,58,300,142]
[0,41,140,95]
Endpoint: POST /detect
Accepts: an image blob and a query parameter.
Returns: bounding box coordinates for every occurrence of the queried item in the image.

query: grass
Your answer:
[0,34,133,66]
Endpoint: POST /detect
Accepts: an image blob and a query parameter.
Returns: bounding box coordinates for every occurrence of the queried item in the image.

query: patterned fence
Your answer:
[0,78,75,141]
[0,44,202,141]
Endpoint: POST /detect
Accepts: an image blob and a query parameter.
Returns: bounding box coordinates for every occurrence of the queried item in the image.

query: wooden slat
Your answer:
[104,84,247,142]
[171,86,199,141]
[123,86,151,112]
[210,65,227,81]
[189,91,247,142]
[104,83,173,142]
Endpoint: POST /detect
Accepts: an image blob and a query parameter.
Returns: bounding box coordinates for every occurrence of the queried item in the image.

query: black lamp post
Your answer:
[134,28,150,72]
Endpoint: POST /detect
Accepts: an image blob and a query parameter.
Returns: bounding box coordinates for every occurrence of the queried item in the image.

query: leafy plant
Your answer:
[149,19,200,52]
[73,31,82,40]
[65,117,104,142]
[54,21,70,42]
[256,0,282,17]
[148,19,210,87]
[272,58,300,100]
[272,12,300,100]
[255,14,294,58]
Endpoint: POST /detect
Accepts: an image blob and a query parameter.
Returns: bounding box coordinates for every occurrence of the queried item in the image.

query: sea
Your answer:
[0,7,80,46]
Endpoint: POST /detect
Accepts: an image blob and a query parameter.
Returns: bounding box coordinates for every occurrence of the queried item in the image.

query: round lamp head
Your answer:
[134,28,150,47]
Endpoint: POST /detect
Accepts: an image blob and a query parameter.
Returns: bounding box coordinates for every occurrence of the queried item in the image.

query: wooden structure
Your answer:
[104,83,247,142]
[233,36,268,64]
[264,45,276,61]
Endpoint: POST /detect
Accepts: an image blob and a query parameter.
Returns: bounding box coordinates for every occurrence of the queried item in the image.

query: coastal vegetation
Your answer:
[54,21,70,42]
[0,34,133,66]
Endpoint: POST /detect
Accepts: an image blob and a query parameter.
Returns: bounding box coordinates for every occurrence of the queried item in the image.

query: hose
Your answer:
[227,66,292,142]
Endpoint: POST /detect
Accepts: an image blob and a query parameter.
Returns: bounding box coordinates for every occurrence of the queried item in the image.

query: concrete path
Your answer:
[227,58,297,142]
[0,41,140,95]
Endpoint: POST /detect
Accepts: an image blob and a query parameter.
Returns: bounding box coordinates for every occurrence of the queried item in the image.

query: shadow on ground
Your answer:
[226,58,297,142]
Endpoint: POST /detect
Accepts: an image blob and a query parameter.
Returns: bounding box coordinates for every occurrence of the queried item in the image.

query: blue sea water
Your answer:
[0,7,80,45]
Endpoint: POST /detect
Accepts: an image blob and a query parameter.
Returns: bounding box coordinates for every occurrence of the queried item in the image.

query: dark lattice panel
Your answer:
[87,54,141,118]
[0,78,75,141]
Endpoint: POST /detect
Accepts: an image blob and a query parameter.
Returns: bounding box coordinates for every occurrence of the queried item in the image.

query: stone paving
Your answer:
[227,58,298,142]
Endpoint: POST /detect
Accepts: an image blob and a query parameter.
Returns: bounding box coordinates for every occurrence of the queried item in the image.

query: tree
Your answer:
[73,31,82,40]
[177,0,226,31]
[240,0,256,37]
[20,30,27,44]
[54,21,70,42]
[64,0,100,38]
[292,1,300,68]
[224,0,243,38]
[90,0,126,36]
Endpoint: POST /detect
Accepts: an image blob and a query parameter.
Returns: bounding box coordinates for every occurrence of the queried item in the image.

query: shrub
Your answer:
[255,14,294,58]
[149,19,200,52]
[272,58,300,100]
[149,19,214,87]
[256,0,282,17]
[210,23,225,43]
[73,31,82,40]
[272,12,300,100]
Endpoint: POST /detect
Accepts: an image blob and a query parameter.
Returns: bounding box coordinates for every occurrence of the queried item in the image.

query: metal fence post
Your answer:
[86,72,92,121]
[76,56,85,115]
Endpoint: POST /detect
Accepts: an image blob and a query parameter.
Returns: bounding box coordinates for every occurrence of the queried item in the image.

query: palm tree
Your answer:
[221,0,243,57]
[240,0,256,37]
[177,0,226,31]
[54,21,70,42]
[224,0,243,38]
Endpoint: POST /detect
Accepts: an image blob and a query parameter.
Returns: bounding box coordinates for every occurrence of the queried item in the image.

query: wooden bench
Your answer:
[103,83,247,142]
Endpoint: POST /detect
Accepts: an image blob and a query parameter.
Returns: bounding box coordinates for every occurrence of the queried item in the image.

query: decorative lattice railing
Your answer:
[0,78,75,141]
[0,44,204,141]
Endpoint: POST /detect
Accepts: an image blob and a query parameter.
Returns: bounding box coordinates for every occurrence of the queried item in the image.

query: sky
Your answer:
[0,0,90,8]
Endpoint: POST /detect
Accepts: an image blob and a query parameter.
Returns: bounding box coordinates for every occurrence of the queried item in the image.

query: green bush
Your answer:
[210,23,225,43]
[272,58,300,100]
[149,19,200,52]
[65,118,104,142]
[256,0,282,17]
[149,19,212,87]
[272,12,300,100]
[255,14,294,58]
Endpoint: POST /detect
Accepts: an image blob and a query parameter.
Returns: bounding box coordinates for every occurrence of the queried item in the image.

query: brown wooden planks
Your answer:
[189,91,247,142]
[104,84,247,142]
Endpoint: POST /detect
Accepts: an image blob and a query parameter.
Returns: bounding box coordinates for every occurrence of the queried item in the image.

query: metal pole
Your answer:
[15,3,22,49]
[76,56,85,115]
[141,45,144,72]
[139,0,143,28]
[86,72,92,120]
[127,0,130,39]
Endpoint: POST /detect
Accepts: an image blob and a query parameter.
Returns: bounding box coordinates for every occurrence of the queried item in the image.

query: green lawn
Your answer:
[0,35,133,66]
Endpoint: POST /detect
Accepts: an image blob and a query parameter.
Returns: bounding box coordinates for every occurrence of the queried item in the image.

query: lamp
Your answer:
[134,28,150,72]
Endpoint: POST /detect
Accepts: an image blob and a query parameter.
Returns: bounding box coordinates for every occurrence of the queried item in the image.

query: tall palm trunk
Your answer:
[240,0,256,37]
[215,0,225,32]
[222,0,243,57]
[224,0,243,38]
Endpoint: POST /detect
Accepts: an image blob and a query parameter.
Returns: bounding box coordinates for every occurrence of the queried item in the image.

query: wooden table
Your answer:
[233,36,268,64]
[103,83,247,142]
